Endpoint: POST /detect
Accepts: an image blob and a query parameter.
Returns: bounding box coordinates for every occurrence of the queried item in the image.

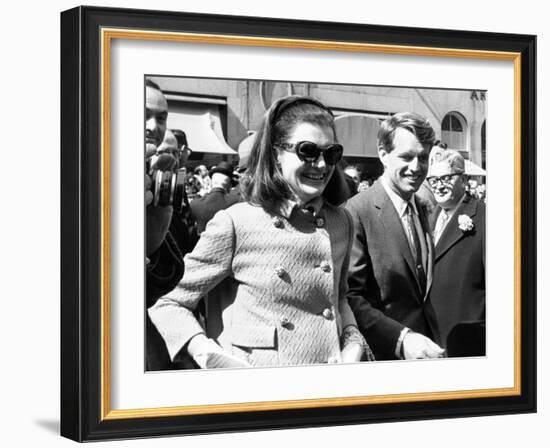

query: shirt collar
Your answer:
[380,176,419,217]
[277,196,324,219]
[442,193,467,218]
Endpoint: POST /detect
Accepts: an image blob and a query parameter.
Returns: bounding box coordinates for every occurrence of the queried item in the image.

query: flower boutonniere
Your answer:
[457,214,474,233]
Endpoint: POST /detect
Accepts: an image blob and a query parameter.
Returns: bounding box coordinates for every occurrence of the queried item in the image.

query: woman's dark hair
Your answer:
[241,95,352,209]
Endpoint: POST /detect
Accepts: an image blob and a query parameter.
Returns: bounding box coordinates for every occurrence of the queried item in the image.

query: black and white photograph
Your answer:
[144,75,487,371]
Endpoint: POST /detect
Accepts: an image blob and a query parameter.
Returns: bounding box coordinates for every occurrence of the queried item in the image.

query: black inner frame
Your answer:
[60,6,536,442]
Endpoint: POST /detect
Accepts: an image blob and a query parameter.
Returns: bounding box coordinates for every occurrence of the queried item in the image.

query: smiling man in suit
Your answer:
[427,149,485,356]
[345,112,445,360]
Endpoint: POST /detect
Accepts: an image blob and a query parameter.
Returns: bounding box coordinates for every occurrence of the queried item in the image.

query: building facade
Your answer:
[151,76,487,178]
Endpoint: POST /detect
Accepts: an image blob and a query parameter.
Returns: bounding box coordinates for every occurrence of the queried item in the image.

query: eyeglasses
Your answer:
[427,173,462,187]
[276,141,344,165]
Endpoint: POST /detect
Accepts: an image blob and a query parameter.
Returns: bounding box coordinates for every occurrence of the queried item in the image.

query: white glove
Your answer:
[187,334,251,369]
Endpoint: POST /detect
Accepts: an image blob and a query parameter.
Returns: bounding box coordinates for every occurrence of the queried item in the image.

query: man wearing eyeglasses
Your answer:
[427,149,486,356]
[345,112,445,360]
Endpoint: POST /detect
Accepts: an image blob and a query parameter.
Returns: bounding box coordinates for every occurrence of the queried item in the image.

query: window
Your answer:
[441,112,468,153]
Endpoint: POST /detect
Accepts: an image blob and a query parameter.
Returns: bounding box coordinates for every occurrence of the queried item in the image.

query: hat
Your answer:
[428,148,465,178]
[209,161,235,178]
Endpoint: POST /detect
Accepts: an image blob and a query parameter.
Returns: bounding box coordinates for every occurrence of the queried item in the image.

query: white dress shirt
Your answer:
[434,194,466,245]
[380,177,426,267]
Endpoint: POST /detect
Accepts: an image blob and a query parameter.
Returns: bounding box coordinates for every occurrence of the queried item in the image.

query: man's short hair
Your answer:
[194,165,207,176]
[378,112,436,153]
[171,129,189,148]
[429,148,466,176]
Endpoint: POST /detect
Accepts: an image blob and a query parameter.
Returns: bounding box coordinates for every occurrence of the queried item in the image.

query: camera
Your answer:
[147,153,187,213]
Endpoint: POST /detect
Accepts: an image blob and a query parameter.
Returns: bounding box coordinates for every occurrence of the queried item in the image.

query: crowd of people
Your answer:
[144,79,486,370]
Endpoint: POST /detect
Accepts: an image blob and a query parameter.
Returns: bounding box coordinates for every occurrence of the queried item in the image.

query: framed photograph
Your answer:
[60,5,536,442]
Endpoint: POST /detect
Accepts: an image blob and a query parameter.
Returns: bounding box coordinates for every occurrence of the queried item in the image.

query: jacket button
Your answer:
[322,308,334,320]
[272,217,284,228]
[280,317,290,328]
[320,261,331,273]
[275,266,286,278]
[315,217,325,227]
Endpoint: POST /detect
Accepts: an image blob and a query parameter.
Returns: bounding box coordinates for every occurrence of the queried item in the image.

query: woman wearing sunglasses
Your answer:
[149,95,371,368]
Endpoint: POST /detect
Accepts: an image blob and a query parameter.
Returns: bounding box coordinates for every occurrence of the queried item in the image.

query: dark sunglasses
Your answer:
[276,141,344,165]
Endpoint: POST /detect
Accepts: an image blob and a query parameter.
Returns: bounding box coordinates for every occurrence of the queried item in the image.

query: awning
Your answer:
[465,159,487,176]
[237,132,257,167]
[167,111,237,155]
[334,114,380,158]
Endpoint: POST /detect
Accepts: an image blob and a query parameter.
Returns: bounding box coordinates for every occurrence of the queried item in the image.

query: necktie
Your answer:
[406,203,427,294]
[434,210,449,245]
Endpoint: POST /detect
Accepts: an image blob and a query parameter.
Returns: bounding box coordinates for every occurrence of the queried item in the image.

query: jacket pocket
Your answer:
[231,325,277,348]
[230,325,278,367]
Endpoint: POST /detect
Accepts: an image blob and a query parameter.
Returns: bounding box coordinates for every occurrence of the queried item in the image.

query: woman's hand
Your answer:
[187,334,221,358]
[341,342,364,363]
[340,325,371,363]
[187,334,251,369]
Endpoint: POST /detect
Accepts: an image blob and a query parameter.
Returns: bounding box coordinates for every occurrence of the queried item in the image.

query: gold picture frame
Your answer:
[61,5,536,441]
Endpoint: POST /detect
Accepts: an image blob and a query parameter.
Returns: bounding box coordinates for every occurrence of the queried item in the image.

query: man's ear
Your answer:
[378,146,388,168]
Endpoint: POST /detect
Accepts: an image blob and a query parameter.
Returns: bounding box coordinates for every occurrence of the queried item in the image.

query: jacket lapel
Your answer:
[435,195,478,261]
[429,206,441,231]
[374,182,421,297]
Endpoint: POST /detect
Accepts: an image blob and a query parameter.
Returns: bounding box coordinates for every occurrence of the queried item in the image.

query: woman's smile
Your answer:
[277,122,335,204]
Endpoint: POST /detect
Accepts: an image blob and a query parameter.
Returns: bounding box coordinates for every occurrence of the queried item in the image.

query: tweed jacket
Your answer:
[429,195,485,351]
[345,180,439,360]
[149,200,357,367]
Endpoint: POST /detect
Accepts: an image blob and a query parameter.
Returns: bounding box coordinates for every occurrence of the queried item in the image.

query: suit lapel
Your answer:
[435,195,478,261]
[429,206,441,231]
[374,182,422,297]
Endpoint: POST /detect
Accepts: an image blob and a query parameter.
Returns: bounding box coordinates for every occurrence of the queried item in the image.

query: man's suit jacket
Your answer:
[345,180,439,359]
[146,222,189,370]
[429,195,485,352]
[190,187,239,234]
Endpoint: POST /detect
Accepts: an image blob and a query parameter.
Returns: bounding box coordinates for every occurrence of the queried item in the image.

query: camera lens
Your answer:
[173,172,187,213]
[150,170,187,213]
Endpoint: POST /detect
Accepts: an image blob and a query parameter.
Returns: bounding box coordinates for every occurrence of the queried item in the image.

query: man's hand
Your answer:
[146,203,173,256]
[402,332,445,359]
[145,145,176,257]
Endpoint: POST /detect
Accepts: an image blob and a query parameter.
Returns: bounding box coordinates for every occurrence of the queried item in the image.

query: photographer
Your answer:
[144,80,189,370]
